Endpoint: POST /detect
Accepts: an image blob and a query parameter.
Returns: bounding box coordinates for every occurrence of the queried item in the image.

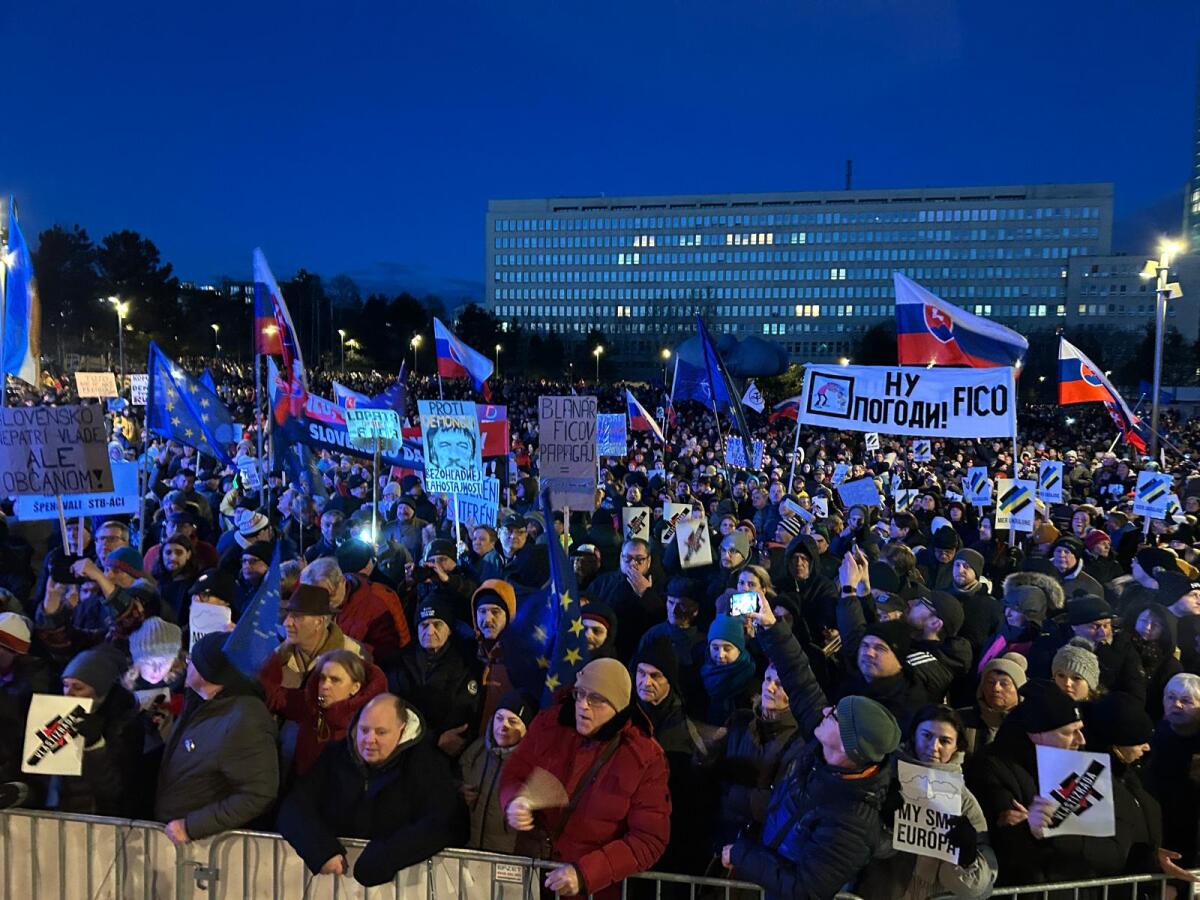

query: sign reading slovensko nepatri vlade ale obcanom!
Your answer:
[0,404,115,496]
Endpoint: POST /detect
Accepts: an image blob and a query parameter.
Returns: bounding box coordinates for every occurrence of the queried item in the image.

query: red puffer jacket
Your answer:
[278,660,388,777]
[498,697,671,898]
[335,575,411,667]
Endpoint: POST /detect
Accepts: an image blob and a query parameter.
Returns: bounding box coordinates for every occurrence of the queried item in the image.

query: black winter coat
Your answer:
[276,708,465,886]
[705,706,799,845]
[387,641,481,742]
[1027,625,1147,702]
[588,570,665,662]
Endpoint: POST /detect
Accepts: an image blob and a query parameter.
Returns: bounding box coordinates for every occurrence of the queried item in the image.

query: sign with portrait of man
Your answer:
[417,399,483,494]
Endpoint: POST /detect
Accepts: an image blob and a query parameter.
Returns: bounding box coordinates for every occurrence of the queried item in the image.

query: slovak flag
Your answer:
[768,396,801,423]
[626,389,665,442]
[253,248,306,388]
[1059,337,1149,452]
[433,317,492,399]
[894,273,1028,369]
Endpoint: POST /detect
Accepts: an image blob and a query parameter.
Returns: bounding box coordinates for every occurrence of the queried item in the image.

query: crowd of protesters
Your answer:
[0,360,1198,898]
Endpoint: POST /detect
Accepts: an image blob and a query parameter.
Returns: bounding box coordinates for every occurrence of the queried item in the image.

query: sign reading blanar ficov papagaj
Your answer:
[0,404,115,496]
[538,395,597,509]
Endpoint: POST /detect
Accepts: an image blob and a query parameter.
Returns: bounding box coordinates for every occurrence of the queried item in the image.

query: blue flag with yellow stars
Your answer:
[223,544,283,679]
[146,342,234,465]
[537,485,590,704]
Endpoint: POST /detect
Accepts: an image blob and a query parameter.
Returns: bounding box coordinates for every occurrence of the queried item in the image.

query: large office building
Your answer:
[486,183,1124,368]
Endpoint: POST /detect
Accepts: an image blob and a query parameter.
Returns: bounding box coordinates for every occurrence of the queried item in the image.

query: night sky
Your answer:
[4,1,1199,303]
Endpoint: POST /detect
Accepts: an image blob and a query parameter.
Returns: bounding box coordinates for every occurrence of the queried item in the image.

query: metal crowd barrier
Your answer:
[2,809,1196,900]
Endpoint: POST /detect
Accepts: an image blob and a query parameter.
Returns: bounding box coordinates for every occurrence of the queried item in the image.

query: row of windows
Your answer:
[493,226,1101,250]
[1076,303,1175,317]
[1078,284,1151,296]
[493,300,1069,322]
[491,206,1104,232]
[492,282,1064,303]
[496,264,1068,284]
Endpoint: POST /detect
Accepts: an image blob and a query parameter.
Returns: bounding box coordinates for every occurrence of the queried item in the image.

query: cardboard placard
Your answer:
[0,404,114,496]
[1038,460,1064,504]
[458,476,500,529]
[189,601,233,650]
[13,461,138,521]
[1035,746,1115,838]
[996,479,1036,532]
[660,501,694,544]
[812,496,829,518]
[74,371,118,398]
[963,466,992,506]
[724,437,764,470]
[622,506,651,542]
[912,439,932,462]
[129,373,149,406]
[237,457,262,491]
[346,407,404,454]
[538,396,597,510]
[831,463,850,486]
[837,476,883,510]
[676,513,713,569]
[864,432,880,452]
[596,414,627,457]
[892,759,964,864]
[1133,471,1172,520]
[418,400,483,495]
[893,489,918,512]
[22,695,94,776]
[782,497,813,523]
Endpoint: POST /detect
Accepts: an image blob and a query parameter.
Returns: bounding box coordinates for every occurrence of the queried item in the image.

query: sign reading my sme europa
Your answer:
[799,364,1016,439]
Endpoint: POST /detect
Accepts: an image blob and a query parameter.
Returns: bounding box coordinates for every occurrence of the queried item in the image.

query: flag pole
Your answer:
[787,413,803,495]
[137,348,152,549]
[255,351,265,506]
[1106,394,1147,456]
[0,199,9,409]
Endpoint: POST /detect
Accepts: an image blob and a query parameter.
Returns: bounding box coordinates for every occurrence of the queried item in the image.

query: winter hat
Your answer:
[580,600,617,634]
[953,548,985,580]
[929,516,953,538]
[777,516,804,540]
[415,590,458,626]
[234,508,270,537]
[283,584,334,616]
[868,561,901,595]
[1052,536,1085,561]
[472,579,517,621]
[835,695,901,767]
[574,657,632,711]
[190,568,235,605]
[1052,637,1100,691]
[722,532,751,559]
[633,633,680,691]
[63,646,125,699]
[707,614,748,653]
[105,546,146,579]
[189,631,234,685]
[240,541,274,565]
[335,538,375,574]
[1032,522,1061,545]
[863,619,912,661]
[162,533,193,554]
[130,617,182,661]
[496,690,538,728]
[1155,570,1200,607]
[1088,692,1154,748]
[932,526,960,551]
[0,612,32,655]
[1014,680,1082,733]
[424,539,457,561]
[981,652,1029,689]
[1136,547,1176,576]
[1066,595,1113,626]
[924,590,965,638]
[1083,529,1111,553]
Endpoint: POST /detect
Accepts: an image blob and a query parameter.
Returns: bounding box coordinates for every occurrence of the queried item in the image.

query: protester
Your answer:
[458,690,536,852]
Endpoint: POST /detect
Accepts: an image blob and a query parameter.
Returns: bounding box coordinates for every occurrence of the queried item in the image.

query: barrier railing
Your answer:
[2,809,1196,900]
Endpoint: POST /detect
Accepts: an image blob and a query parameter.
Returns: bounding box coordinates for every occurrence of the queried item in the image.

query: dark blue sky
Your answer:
[4,1,1199,303]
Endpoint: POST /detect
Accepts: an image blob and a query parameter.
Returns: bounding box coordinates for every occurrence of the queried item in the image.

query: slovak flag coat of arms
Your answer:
[894,273,1028,368]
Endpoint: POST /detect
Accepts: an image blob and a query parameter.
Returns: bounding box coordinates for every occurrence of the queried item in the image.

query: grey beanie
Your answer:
[1052,637,1100,691]
[836,695,901,766]
[953,548,985,580]
[129,617,182,662]
[63,646,126,700]
[722,531,751,559]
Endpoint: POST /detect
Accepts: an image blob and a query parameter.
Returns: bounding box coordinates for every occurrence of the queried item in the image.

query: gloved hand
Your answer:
[945,814,978,868]
[76,711,104,748]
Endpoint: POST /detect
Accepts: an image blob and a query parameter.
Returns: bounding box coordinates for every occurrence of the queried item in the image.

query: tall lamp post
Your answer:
[211,323,220,354]
[593,345,604,383]
[660,348,671,384]
[410,334,423,373]
[338,329,347,374]
[105,297,129,387]
[494,343,502,378]
[1140,240,1185,457]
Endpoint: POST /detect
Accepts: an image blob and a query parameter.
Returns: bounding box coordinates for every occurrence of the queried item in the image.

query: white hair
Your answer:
[301,557,342,594]
[1165,672,1200,704]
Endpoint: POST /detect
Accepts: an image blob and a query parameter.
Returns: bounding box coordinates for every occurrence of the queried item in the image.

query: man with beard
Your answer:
[774,535,839,651]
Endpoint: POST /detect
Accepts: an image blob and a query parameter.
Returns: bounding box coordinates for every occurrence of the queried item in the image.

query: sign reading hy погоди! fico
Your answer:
[0,404,114,496]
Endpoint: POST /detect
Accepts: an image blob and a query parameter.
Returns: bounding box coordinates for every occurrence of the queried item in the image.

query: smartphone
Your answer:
[729,591,758,617]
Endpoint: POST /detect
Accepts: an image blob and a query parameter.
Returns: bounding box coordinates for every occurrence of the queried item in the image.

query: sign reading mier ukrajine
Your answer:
[538,395,597,509]
[799,364,1016,438]
[418,400,483,495]
[0,404,114,496]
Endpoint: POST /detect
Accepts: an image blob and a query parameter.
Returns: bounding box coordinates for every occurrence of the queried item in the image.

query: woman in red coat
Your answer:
[499,658,671,898]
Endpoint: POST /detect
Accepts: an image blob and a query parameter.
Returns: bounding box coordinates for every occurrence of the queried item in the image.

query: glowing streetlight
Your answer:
[660,348,671,384]
[338,328,347,374]
[410,334,423,372]
[592,345,604,382]
[211,323,220,354]
[494,343,503,377]
[1141,238,1186,455]
[103,297,129,387]
[838,357,850,367]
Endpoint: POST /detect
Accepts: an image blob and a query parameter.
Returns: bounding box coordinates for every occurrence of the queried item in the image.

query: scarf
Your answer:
[700,653,756,725]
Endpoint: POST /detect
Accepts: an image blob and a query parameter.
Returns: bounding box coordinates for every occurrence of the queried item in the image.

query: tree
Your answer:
[454,304,501,359]
[32,225,102,359]
[1119,324,1194,389]
[854,322,897,366]
[96,230,180,353]
[283,269,328,367]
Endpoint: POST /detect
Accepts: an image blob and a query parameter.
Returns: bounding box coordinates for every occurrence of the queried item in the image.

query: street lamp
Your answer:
[660,348,671,384]
[104,297,129,387]
[410,334,423,372]
[338,329,347,374]
[494,343,502,378]
[593,345,604,382]
[211,323,220,354]
[1140,239,1185,456]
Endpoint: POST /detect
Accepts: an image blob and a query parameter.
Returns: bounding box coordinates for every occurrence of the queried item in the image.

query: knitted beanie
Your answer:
[953,548,985,580]
[574,658,632,711]
[129,617,183,661]
[863,619,912,661]
[1052,637,1100,691]
[707,614,747,653]
[495,690,538,728]
[63,646,125,699]
[981,652,1028,689]
[836,695,901,767]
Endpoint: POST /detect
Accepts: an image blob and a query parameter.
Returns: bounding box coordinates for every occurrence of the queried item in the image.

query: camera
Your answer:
[50,549,87,586]
[410,565,439,584]
[729,591,759,617]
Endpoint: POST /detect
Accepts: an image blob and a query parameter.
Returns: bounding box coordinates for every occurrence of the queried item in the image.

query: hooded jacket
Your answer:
[1122,601,1183,720]
[775,534,840,638]
[276,704,465,886]
[459,725,521,852]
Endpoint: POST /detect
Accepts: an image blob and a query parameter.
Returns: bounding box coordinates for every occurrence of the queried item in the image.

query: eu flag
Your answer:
[697,317,753,445]
[223,545,283,679]
[146,342,234,464]
[537,486,590,702]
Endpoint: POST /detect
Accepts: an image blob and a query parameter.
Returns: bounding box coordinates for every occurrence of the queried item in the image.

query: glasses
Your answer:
[823,706,839,722]
[573,689,612,709]
[621,555,649,564]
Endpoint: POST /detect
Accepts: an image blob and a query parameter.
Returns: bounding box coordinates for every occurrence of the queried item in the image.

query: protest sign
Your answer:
[74,371,118,398]
[1038,460,1064,504]
[345,407,403,453]
[130,374,149,406]
[458,476,500,529]
[13,461,137,521]
[1133,471,1172,520]
[0,404,114,496]
[837,476,882,509]
[237,457,262,491]
[1166,493,1185,523]
[724,437,765,469]
[189,602,232,650]
[1035,746,1115,838]
[995,479,1036,532]
[892,759,964,864]
[963,467,992,506]
[912,439,932,462]
[741,380,765,413]
[799,364,1016,439]
[538,396,597,509]
[893,489,917,512]
[596,414,627,456]
[622,506,651,542]
[782,497,813,523]
[864,432,880,452]
[22,695,94,777]
[661,501,694,544]
[418,400,484,495]
[812,496,829,518]
[831,463,850,486]
[676,513,713,569]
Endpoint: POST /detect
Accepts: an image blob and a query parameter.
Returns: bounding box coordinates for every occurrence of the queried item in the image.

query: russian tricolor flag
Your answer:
[1059,337,1148,452]
[768,396,801,423]
[895,273,1028,369]
[433,317,493,399]
[626,389,664,441]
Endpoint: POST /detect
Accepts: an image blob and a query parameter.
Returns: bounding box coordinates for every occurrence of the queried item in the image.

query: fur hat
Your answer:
[1002,571,1063,622]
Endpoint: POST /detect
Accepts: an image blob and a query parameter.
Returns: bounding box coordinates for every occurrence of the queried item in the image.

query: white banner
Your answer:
[799,364,1016,438]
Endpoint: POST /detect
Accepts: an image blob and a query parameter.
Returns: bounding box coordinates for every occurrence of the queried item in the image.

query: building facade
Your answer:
[486,183,1117,368]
